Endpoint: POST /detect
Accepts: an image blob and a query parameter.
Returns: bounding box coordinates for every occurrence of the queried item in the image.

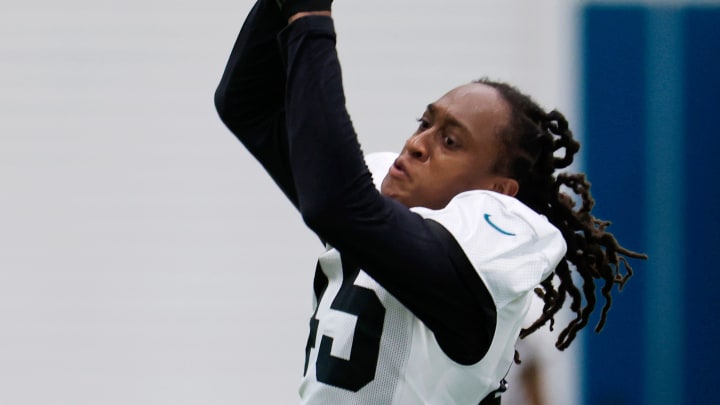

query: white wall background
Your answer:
[0,1,578,404]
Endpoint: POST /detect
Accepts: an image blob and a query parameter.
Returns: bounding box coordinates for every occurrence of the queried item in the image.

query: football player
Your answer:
[214,1,647,403]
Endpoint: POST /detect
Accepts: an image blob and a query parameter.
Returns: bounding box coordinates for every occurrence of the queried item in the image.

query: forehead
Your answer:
[431,83,510,138]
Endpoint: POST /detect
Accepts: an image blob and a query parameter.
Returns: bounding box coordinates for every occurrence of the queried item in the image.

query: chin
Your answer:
[381,181,417,208]
[381,189,410,208]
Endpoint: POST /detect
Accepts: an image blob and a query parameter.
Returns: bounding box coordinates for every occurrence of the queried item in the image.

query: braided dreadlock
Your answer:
[474,78,648,352]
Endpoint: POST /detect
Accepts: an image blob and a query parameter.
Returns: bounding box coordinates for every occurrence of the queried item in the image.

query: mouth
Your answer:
[389,158,410,180]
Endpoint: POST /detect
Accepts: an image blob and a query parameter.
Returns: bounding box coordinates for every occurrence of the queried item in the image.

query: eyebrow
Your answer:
[426,103,472,136]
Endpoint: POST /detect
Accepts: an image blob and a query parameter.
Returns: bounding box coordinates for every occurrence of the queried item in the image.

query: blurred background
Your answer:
[1,0,717,404]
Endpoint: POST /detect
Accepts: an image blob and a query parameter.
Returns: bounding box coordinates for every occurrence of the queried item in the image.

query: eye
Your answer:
[442,134,459,148]
[416,118,430,131]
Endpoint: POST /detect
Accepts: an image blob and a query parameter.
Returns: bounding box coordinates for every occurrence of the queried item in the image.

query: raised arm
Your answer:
[214,0,298,206]
[277,15,496,364]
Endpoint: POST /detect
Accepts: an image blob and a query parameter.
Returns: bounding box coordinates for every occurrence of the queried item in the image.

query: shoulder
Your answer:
[412,190,561,247]
[412,190,567,307]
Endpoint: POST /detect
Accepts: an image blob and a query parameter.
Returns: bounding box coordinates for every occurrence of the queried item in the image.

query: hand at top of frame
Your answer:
[274,0,333,22]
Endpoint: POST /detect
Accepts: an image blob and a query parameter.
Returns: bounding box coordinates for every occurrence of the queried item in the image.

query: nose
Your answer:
[404,131,430,161]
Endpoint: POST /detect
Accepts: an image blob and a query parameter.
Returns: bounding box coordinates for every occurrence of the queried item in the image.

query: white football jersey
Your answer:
[299,152,567,404]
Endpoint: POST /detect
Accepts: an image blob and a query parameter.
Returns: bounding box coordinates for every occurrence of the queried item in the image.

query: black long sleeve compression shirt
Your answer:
[214,2,496,365]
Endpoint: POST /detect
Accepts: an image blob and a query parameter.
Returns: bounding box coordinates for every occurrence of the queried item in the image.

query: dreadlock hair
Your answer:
[473,78,648,353]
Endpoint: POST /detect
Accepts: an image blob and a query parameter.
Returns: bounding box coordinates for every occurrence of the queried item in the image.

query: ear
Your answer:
[491,177,519,197]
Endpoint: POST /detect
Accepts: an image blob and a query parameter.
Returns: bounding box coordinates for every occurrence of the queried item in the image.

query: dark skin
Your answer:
[380,83,520,209]
[519,362,547,405]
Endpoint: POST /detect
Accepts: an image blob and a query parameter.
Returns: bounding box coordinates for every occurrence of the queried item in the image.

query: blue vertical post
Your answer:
[582,6,647,405]
[682,7,720,405]
[582,4,720,405]
[644,7,684,405]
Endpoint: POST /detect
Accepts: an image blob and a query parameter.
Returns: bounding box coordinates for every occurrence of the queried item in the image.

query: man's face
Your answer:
[380,83,512,209]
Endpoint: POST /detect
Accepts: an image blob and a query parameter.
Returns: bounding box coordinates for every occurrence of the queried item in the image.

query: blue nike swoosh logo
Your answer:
[484,214,516,236]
